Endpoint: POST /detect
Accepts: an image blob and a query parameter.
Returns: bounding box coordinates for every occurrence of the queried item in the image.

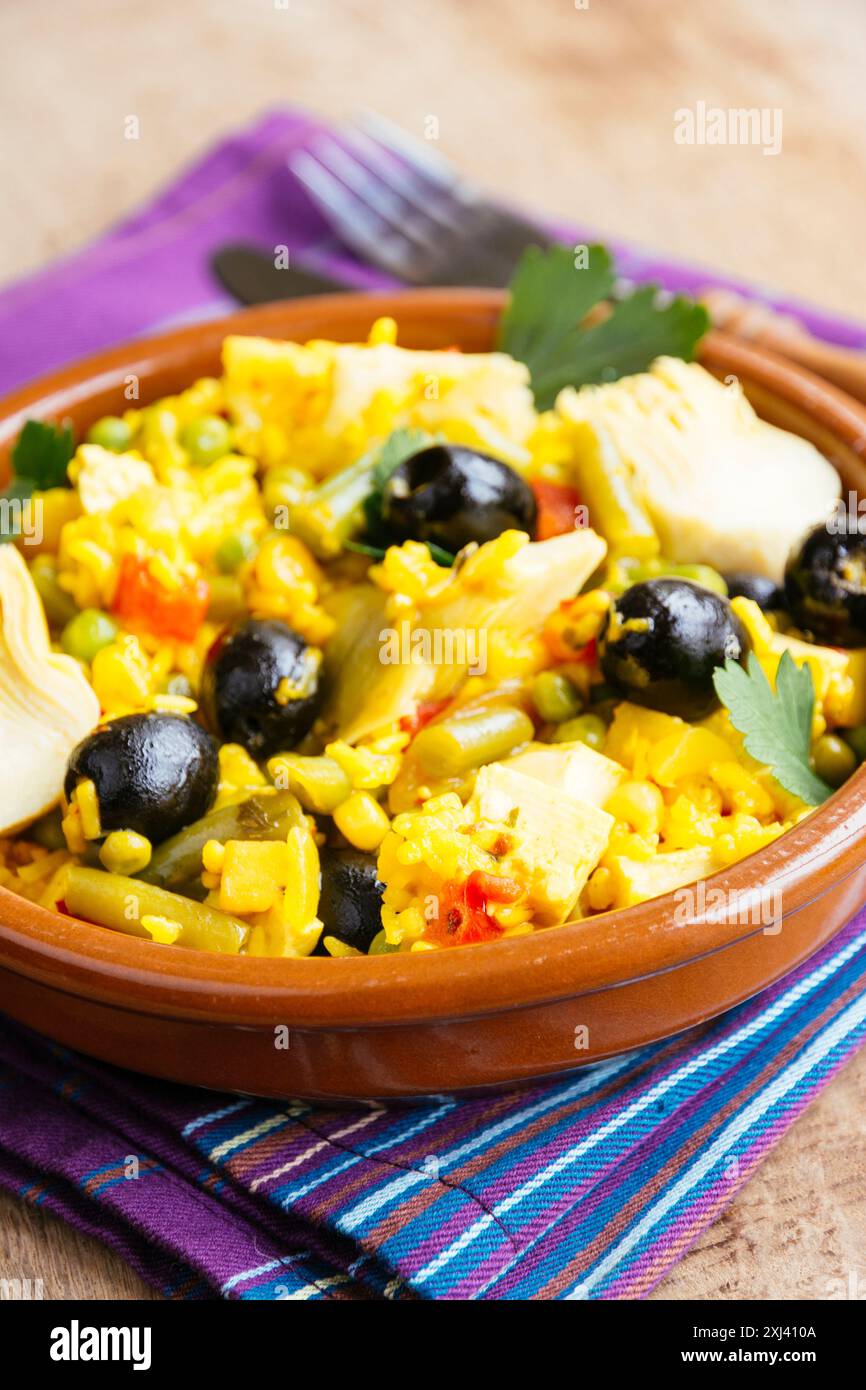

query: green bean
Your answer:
[532,671,582,723]
[139,790,303,890]
[667,563,728,596]
[413,707,534,777]
[64,866,250,954]
[206,574,247,622]
[607,556,727,597]
[368,930,398,956]
[288,451,379,558]
[266,754,352,813]
[31,556,78,628]
[29,808,66,851]
[571,432,658,559]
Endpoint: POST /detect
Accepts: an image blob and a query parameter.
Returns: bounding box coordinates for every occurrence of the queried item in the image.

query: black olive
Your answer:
[313,849,385,955]
[724,571,785,612]
[599,578,749,719]
[380,445,537,553]
[785,521,866,646]
[201,619,322,758]
[64,713,218,844]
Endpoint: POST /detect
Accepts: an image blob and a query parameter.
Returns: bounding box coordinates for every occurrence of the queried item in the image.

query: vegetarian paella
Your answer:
[2,248,865,960]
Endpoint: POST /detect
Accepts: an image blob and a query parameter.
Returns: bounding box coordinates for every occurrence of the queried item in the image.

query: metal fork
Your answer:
[289,111,554,287]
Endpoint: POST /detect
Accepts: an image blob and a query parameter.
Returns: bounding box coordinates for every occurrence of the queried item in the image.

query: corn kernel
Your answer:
[322,935,363,958]
[219,839,293,915]
[99,830,152,875]
[91,635,152,711]
[333,791,391,852]
[202,839,225,874]
[148,693,198,715]
[605,780,665,838]
[587,865,615,911]
[74,779,102,840]
[61,804,87,855]
[368,315,398,346]
[140,914,183,945]
[326,740,401,790]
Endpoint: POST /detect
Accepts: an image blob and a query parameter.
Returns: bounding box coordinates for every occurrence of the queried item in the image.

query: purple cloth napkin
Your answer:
[2,107,865,399]
[1,109,865,1302]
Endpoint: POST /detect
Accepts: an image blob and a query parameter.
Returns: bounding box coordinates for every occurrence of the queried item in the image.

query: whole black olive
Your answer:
[380,445,537,553]
[313,849,385,955]
[201,619,322,758]
[724,571,785,612]
[65,713,218,844]
[785,521,866,646]
[599,578,749,719]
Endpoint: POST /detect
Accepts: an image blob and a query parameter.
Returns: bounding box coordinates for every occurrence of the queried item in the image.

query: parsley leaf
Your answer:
[713,651,832,805]
[11,419,75,489]
[1,419,76,543]
[497,244,615,374]
[362,426,433,536]
[359,426,455,565]
[497,246,709,411]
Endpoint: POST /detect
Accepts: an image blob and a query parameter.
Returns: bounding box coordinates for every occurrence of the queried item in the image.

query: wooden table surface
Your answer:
[1,0,865,1301]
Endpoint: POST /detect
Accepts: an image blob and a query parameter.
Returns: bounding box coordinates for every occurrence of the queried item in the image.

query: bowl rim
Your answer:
[3,287,866,1030]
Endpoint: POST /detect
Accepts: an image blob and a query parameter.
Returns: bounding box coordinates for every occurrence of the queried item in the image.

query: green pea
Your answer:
[181,415,232,467]
[215,531,257,574]
[86,415,132,452]
[552,713,607,751]
[812,734,857,788]
[368,930,398,956]
[843,725,866,763]
[61,608,119,663]
[532,670,582,723]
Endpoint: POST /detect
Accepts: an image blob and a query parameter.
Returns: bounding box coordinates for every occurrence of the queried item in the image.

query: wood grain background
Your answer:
[0,0,865,1301]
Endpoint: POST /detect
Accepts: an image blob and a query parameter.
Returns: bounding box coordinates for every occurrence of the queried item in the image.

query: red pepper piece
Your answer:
[531,480,583,541]
[112,555,210,643]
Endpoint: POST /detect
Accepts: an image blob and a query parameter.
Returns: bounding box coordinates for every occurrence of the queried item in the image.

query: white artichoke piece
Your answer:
[326,527,607,744]
[557,357,840,582]
[0,545,100,834]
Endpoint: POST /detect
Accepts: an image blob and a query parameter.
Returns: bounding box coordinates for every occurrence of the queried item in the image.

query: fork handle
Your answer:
[701,288,866,405]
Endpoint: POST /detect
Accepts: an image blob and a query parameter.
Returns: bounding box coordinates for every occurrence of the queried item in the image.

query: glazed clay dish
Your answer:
[1,290,866,1102]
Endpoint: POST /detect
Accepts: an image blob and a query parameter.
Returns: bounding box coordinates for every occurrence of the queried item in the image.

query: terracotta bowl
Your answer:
[2,290,866,1103]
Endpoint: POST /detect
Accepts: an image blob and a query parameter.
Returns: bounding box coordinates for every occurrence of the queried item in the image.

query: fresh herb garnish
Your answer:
[356,426,454,565]
[713,650,832,805]
[497,245,710,411]
[1,419,76,542]
[10,419,75,490]
[361,426,433,539]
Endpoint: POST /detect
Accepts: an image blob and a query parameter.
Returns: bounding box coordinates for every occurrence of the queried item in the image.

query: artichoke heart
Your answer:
[557,358,840,582]
[323,527,607,744]
[0,545,100,834]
